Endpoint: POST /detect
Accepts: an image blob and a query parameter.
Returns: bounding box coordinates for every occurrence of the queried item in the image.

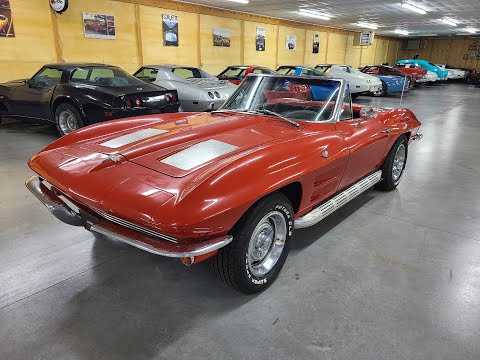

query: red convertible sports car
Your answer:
[26,74,422,294]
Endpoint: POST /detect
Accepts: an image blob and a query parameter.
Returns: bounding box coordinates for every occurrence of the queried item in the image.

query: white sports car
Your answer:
[436,64,468,80]
[315,64,382,97]
[134,65,238,112]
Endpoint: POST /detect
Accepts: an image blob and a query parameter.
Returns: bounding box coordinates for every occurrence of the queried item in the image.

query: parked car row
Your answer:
[0,59,473,137]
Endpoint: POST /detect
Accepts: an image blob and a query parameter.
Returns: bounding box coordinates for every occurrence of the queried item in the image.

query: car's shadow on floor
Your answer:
[291,189,381,251]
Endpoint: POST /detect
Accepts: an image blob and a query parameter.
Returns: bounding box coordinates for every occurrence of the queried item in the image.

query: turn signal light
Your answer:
[135,98,143,107]
[125,99,134,108]
[165,94,172,103]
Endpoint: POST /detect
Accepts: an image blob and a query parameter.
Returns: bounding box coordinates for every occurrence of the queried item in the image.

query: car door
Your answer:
[11,67,63,120]
[335,88,391,189]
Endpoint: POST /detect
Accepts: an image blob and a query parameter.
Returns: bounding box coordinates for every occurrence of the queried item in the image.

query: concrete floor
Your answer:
[1,84,480,360]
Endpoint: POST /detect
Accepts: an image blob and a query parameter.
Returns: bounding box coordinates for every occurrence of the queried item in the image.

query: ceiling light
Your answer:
[356,22,378,30]
[464,27,477,33]
[401,1,427,15]
[441,18,457,26]
[297,10,331,20]
[223,0,249,3]
[417,33,438,36]
[394,29,409,35]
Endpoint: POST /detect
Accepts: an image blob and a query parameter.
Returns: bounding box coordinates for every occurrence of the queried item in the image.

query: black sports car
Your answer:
[0,63,180,136]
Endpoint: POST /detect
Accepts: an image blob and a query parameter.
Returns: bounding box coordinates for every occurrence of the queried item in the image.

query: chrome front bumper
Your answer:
[25,175,233,258]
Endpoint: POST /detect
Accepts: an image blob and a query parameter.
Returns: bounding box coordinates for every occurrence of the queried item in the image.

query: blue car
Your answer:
[396,59,449,80]
[276,65,327,77]
[361,65,409,96]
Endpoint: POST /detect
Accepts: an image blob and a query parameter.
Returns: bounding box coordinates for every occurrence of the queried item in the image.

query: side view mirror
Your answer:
[26,79,35,86]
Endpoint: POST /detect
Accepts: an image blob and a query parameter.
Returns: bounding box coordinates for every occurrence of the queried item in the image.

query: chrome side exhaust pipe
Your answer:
[295,170,382,229]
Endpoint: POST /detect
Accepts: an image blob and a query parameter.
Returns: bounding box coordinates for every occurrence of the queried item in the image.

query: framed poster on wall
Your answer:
[0,0,15,37]
[286,35,296,50]
[162,14,178,46]
[313,34,319,53]
[213,28,230,47]
[256,27,266,51]
[83,12,116,40]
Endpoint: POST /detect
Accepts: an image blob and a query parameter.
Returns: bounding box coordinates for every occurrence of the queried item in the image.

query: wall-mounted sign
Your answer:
[313,34,319,53]
[213,28,230,47]
[50,0,68,14]
[162,14,178,46]
[256,27,265,51]
[83,12,116,40]
[0,0,15,37]
[286,35,296,50]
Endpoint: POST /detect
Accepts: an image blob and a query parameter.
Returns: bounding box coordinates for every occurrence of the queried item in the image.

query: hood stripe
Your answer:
[100,128,168,149]
[161,139,238,171]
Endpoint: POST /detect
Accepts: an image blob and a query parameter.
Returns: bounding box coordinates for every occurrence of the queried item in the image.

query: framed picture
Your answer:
[0,0,15,38]
[286,35,296,50]
[83,12,116,40]
[256,27,266,51]
[162,14,178,46]
[213,28,230,47]
[313,34,319,54]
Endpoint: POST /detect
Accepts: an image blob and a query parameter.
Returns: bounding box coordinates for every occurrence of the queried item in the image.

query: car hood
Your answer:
[69,112,304,178]
[0,79,27,88]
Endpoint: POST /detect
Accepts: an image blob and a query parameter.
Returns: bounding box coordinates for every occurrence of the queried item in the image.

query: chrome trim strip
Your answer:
[92,210,178,244]
[90,224,233,258]
[295,170,382,229]
[25,175,84,226]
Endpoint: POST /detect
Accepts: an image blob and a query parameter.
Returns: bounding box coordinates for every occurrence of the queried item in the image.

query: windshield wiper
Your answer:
[249,109,300,128]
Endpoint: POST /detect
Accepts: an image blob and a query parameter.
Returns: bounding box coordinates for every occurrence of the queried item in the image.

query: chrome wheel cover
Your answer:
[392,143,406,184]
[58,110,78,135]
[247,211,287,278]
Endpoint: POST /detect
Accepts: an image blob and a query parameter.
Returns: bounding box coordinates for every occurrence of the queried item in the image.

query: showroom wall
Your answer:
[398,37,480,69]
[0,0,403,82]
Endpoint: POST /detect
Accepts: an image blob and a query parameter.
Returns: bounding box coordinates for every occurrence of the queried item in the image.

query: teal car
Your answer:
[396,59,448,80]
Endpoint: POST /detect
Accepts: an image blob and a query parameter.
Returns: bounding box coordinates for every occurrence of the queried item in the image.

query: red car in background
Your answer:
[361,65,416,89]
[394,64,428,84]
[218,65,275,85]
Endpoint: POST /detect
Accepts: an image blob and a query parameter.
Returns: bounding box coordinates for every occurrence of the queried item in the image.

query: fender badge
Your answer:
[322,150,329,158]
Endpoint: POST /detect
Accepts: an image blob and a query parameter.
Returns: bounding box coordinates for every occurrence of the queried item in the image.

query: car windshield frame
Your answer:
[70,66,147,87]
[219,74,346,124]
[315,65,332,74]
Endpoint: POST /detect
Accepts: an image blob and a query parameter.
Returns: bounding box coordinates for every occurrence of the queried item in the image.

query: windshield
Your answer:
[315,65,332,74]
[133,67,158,82]
[276,67,295,75]
[72,67,146,87]
[220,75,342,122]
[218,67,246,79]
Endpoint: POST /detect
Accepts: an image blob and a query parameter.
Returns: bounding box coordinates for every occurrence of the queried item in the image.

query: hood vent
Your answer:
[100,128,168,149]
[160,139,238,171]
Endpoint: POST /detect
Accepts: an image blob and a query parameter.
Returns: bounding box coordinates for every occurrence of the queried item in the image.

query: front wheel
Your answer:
[210,192,294,294]
[55,103,84,136]
[375,135,408,190]
[375,81,387,97]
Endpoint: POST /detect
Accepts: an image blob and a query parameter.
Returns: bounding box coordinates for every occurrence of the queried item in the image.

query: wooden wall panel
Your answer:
[345,35,362,69]
[326,33,347,64]
[360,42,377,66]
[303,30,325,67]
[386,40,400,65]
[0,0,57,82]
[398,37,480,69]
[139,6,199,68]
[199,15,241,75]
[374,38,388,64]
[243,21,277,70]
[55,0,140,73]
[277,26,306,67]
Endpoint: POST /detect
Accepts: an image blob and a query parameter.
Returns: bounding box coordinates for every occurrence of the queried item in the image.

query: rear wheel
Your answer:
[376,135,408,191]
[55,103,84,136]
[210,192,294,294]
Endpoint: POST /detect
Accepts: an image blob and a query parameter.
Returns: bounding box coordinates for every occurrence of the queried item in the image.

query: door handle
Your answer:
[381,128,393,134]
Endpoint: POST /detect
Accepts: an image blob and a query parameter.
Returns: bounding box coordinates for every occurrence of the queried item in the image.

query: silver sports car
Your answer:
[134,65,237,112]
